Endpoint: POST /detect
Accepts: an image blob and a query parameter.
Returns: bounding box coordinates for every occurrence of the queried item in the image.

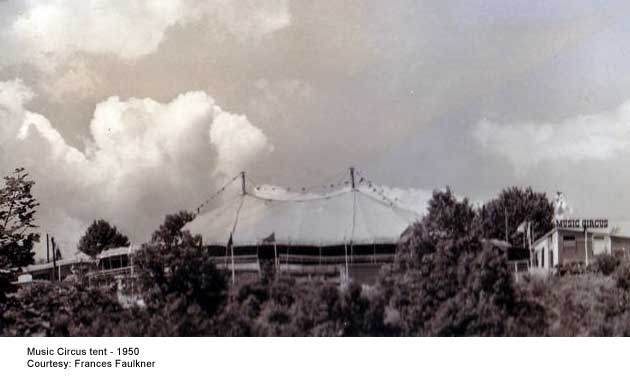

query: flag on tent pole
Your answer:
[262,232,275,244]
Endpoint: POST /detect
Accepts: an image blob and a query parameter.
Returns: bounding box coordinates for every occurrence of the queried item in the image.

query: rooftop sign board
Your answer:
[555,219,608,229]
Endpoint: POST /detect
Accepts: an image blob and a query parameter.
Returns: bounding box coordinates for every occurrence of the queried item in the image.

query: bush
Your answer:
[558,261,587,276]
[2,282,131,336]
[135,217,228,320]
[615,261,630,291]
[591,254,621,276]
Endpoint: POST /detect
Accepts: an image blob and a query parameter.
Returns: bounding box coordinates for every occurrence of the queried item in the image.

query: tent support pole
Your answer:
[373,241,376,264]
[319,241,322,266]
[351,243,353,264]
[344,243,349,282]
[256,244,261,278]
[231,245,235,285]
[240,171,246,195]
[349,166,356,190]
[274,242,278,275]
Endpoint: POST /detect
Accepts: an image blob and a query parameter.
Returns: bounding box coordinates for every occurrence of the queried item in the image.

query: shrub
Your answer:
[615,261,630,291]
[591,254,621,276]
[2,282,131,336]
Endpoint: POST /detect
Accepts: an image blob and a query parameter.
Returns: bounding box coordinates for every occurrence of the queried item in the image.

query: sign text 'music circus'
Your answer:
[555,219,609,229]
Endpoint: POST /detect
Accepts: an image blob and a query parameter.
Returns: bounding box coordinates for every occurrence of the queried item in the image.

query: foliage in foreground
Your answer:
[2,188,630,336]
[0,168,40,267]
[5,263,630,337]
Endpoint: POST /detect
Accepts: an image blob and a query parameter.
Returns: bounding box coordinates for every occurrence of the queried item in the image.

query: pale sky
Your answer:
[1,1,630,257]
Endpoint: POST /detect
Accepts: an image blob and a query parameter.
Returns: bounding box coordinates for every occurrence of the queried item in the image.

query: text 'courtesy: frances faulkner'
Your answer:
[25,347,157,369]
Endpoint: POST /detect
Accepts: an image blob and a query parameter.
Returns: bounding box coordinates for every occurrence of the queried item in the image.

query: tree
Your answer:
[0,168,40,269]
[133,212,227,335]
[388,187,546,336]
[427,248,517,336]
[0,168,39,302]
[77,219,129,257]
[397,187,481,268]
[478,187,554,247]
[150,211,196,249]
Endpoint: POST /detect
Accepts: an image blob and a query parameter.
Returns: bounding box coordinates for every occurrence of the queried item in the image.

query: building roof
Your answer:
[23,251,94,273]
[184,177,422,246]
[96,245,139,259]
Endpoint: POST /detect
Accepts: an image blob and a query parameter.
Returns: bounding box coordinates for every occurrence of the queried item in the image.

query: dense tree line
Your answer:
[3,169,630,336]
[5,257,630,336]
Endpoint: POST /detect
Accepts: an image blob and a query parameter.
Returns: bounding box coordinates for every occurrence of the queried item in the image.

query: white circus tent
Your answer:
[184,168,422,247]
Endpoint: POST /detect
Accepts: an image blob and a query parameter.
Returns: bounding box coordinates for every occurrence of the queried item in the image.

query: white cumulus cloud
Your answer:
[0,78,34,145]
[474,101,630,171]
[210,106,274,175]
[0,0,291,71]
[0,79,273,258]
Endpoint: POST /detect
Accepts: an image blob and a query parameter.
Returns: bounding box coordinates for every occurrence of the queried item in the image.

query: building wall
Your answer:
[533,232,556,270]
[554,231,560,266]
[534,229,630,270]
[533,229,594,270]
[556,230,592,266]
[611,236,630,258]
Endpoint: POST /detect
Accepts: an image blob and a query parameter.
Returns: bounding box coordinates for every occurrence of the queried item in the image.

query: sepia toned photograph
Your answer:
[2,0,630,338]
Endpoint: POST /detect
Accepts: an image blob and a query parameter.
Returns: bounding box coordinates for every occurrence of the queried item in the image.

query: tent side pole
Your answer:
[231,244,235,285]
[319,241,322,266]
[274,241,278,275]
[257,244,261,277]
[373,240,376,264]
[344,242,349,282]
[351,242,353,264]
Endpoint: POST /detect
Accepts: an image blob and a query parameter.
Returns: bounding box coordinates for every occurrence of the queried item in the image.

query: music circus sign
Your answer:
[555,219,609,229]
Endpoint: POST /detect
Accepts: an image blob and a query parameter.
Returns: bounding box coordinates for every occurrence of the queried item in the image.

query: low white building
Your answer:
[530,222,630,271]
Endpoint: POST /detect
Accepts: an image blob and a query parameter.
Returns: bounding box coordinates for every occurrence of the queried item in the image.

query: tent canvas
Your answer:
[184,178,422,247]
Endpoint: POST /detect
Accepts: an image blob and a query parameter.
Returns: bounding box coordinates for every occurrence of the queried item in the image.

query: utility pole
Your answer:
[46,233,50,263]
[349,167,356,190]
[528,222,534,269]
[504,208,509,243]
[584,226,589,267]
[51,237,58,282]
[349,166,357,281]
[129,244,135,299]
